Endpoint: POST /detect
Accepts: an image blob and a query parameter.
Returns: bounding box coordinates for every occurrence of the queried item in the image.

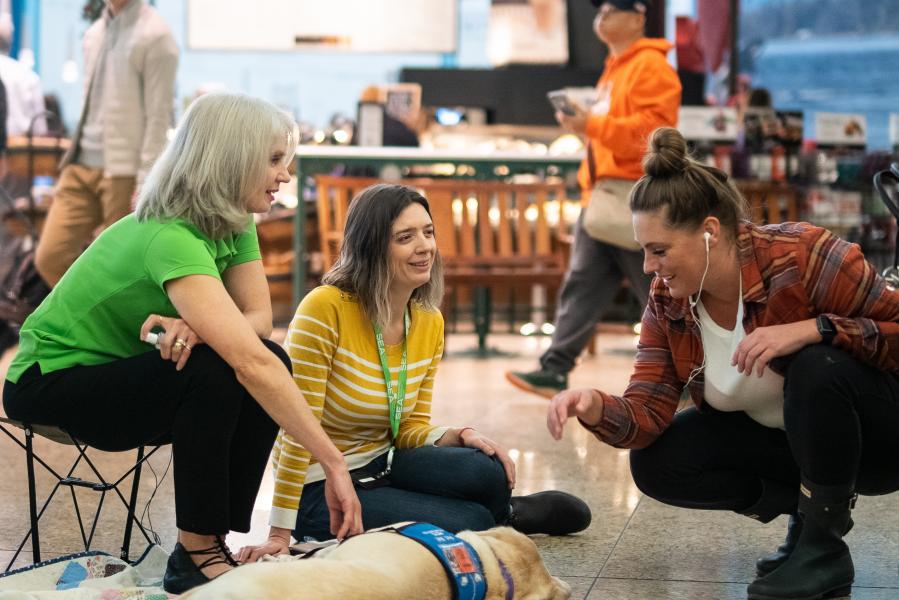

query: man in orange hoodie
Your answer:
[507,0,681,398]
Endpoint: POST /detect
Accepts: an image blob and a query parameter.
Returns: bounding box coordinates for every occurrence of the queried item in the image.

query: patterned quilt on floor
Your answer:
[0,545,169,599]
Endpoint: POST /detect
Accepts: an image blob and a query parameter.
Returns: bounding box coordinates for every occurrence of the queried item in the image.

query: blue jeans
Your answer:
[293,446,512,541]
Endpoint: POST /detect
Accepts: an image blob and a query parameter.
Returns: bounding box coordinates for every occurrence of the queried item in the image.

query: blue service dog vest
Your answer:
[392,522,488,600]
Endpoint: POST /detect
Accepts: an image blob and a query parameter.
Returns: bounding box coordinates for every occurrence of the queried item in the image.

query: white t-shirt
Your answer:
[697,296,785,429]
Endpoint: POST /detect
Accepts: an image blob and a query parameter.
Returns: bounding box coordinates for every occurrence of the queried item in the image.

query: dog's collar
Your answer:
[390,522,488,600]
[497,556,515,600]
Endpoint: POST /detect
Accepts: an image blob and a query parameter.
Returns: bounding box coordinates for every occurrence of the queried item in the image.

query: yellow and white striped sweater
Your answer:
[269,285,447,529]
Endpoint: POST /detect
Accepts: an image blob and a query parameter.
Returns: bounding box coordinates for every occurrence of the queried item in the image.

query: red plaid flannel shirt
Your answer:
[581,221,899,449]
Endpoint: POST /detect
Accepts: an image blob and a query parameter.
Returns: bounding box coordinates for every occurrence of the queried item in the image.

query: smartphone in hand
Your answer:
[547,90,578,117]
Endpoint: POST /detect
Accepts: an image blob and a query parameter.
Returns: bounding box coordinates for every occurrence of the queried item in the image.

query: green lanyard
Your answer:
[373,309,410,439]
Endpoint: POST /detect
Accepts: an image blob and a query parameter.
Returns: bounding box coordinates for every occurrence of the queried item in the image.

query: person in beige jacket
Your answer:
[35,0,178,287]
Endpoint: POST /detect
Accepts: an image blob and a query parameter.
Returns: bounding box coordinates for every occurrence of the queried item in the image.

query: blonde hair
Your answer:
[136,93,296,239]
[630,127,748,234]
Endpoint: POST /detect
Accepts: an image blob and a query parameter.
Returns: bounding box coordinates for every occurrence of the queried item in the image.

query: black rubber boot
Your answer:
[738,479,798,524]
[756,513,855,577]
[756,513,803,577]
[734,479,799,577]
[747,478,856,600]
[507,491,592,535]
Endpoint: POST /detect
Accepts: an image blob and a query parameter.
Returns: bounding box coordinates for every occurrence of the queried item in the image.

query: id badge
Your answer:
[352,471,391,490]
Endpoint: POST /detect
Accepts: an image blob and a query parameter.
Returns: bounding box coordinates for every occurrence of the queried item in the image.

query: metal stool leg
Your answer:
[120,446,145,561]
[1,418,165,568]
[25,426,41,563]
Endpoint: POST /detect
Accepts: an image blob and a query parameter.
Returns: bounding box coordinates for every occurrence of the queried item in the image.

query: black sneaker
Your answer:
[505,369,567,399]
[508,491,592,536]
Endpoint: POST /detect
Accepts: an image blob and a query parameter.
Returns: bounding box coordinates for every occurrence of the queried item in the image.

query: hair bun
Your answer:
[643,127,689,177]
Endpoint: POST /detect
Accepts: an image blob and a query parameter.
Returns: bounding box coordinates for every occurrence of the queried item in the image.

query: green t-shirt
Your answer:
[6,214,261,383]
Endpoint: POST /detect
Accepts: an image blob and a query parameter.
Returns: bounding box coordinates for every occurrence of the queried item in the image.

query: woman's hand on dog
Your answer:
[546,389,603,441]
[325,467,364,540]
[236,528,292,563]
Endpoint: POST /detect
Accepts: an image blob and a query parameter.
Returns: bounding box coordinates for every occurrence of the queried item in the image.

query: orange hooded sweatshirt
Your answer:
[578,38,681,197]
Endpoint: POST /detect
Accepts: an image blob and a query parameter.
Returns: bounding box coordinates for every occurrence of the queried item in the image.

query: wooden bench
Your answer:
[314,176,572,354]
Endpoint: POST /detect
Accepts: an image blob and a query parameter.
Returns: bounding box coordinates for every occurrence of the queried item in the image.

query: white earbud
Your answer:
[690,232,713,309]
[685,231,714,385]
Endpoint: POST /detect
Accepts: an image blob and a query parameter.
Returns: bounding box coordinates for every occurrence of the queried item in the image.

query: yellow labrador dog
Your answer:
[181,526,571,600]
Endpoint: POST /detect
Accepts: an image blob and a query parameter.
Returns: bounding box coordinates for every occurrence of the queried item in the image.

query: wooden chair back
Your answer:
[314,176,379,271]
[314,176,571,278]
[422,179,568,283]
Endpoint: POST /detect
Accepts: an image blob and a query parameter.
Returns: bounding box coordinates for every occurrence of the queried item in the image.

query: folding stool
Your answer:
[0,417,165,572]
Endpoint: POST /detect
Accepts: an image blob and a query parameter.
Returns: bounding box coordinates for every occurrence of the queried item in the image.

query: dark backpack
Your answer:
[0,186,50,328]
[0,234,49,326]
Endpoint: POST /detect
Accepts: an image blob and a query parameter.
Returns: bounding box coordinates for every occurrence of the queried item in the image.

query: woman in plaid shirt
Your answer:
[547,127,899,600]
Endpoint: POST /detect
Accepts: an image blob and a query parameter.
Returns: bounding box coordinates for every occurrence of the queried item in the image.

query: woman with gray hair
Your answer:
[2,93,362,594]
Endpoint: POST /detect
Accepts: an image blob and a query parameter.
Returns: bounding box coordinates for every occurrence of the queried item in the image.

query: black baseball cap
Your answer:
[590,0,651,14]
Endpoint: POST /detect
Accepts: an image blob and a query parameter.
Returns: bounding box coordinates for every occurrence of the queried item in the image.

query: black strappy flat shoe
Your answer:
[163,535,239,594]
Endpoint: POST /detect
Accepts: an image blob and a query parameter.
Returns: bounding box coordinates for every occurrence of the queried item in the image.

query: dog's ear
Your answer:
[480,527,572,600]
[481,526,539,557]
[477,526,524,547]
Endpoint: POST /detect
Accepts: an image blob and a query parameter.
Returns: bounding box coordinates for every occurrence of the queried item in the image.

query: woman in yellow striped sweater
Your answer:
[238,183,591,560]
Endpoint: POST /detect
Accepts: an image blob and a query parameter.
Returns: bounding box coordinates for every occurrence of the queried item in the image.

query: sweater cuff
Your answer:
[580,393,628,446]
[269,506,299,531]
[577,416,601,435]
[427,426,451,446]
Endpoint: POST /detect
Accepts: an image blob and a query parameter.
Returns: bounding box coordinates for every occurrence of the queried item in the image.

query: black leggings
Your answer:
[630,345,899,515]
[2,340,286,535]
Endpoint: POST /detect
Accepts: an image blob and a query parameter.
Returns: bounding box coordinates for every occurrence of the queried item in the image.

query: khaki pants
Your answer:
[35,164,135,286]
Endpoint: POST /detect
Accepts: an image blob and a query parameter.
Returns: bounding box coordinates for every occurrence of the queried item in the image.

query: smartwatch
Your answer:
[816,314,837,345]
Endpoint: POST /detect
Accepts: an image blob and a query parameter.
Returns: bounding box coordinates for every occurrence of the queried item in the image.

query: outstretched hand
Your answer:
[546,388,603,441]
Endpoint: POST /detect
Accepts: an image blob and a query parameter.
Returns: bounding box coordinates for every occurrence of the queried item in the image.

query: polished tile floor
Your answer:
[1,331,897,599]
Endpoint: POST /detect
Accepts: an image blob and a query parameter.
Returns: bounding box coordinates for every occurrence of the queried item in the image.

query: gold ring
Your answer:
[173,339,187,350]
